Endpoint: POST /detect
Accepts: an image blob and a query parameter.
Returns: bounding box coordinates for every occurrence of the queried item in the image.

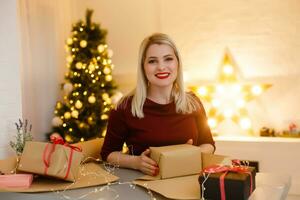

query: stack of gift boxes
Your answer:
[136,144,256,200]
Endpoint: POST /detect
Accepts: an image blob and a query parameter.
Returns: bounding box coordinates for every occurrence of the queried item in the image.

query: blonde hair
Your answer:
[118,33,200,118]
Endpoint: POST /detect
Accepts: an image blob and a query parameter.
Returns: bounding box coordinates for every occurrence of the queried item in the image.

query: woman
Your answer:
[101,33,215,176]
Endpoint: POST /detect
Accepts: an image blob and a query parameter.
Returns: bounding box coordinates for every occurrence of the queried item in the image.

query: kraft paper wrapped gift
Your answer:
[150,144,202,179]
[0,157,119,192]
[134,144,230,200]
[17,141,84,182]
[199,166,256,200]
[73,137,104,162]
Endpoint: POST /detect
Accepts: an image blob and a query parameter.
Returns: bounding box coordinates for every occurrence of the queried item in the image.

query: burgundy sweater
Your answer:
[101,96,215,161]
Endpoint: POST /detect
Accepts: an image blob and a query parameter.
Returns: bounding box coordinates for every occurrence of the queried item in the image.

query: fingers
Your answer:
[141,149,157,166]
[139,149,159,176]
[141,149,150,156]
[186,139,193,145]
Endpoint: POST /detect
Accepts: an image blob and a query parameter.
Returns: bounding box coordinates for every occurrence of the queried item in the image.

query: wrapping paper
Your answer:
[17,141,83,182]
[0,157,119,192]
[73,138,104,162]
[150,144,202,179]
[135,144,229,200]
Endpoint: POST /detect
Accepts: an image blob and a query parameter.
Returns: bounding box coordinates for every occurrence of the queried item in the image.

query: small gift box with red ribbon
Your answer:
[199,160,256,200]
[17,137,83,182]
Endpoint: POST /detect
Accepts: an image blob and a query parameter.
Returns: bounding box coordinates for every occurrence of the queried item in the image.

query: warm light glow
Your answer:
[239,118,252,130]
[64,112,71,119]
[189,49,271,135]
[223,64,233,75]
[105,75,112,82]
[236,99,246,108]
[251,85,262,95]
[103,67,111,74]
[101,114,108,120]
[65,135,71,142]
[223,109,233,118]
[88,95,96,104]
[102,129,106,137]
[197,87,207,96]
[76,62,83,69]
[216,85,225,94]
[208,118,217,128]
[71,110,79,118]
[211,99,221,107]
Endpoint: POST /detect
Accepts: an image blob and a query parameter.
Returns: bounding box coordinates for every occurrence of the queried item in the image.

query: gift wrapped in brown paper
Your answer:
[0,156,119,192]
[135,144,230,200]
[17,140,83,182]
[73,137,104,162]
[150,144,202,179]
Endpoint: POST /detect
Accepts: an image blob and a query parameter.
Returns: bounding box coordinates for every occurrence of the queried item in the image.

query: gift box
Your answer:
[0,174,33,188]
[17,140,83,182]
[150,144,202,179]
[73,137,104,162]
[199,166,256,200]
[135,150,230,200]
[0,157,119,192]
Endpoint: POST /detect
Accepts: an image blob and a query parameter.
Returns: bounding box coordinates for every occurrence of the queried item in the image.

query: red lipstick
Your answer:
[155,72,170,79]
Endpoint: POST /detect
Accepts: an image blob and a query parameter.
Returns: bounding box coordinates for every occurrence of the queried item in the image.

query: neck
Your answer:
[147,85,173,104]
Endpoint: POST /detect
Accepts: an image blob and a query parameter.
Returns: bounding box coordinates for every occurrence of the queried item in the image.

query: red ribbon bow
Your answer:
[202,161,253,200]
[43,136,82,180]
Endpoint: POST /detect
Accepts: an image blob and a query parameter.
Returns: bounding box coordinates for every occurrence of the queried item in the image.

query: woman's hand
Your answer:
[133,149,159,176]
[186,139,193,145]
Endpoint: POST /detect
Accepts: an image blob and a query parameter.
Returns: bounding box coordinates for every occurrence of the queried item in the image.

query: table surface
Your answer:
[0,164,290,200]
[0,165,170,200]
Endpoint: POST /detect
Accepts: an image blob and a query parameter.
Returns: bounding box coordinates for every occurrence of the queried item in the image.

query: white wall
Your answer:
[0,0,23,158]
[75,0,300,135]
[19,0,73,143]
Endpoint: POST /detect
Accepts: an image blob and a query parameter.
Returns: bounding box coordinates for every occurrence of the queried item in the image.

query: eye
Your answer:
[165,57,174,61]
[148,59,157,64]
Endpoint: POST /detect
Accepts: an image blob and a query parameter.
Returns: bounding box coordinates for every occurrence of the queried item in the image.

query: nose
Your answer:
[157,61,166,70]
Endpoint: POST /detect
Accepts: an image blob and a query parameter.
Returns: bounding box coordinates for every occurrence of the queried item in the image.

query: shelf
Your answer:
[213,135,300,143]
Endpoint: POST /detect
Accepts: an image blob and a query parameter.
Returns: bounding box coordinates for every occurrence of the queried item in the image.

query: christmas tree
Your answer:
[48,9,118,143]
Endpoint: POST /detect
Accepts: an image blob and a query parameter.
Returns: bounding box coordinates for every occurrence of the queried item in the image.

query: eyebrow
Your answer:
[147,54,174,59]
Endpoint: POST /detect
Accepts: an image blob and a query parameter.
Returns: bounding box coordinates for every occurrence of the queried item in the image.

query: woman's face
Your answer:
[143,44,178,90]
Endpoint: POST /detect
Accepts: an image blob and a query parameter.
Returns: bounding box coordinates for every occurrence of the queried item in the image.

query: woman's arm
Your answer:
[107,149,159,176]
[198,143,215,154]
[187,139,215,154]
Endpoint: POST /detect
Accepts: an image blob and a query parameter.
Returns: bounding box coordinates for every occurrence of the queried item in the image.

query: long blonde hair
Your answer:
[119,33,200,118]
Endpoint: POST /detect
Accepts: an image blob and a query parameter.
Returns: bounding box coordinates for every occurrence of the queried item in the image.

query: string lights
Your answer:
[51,156,157,200]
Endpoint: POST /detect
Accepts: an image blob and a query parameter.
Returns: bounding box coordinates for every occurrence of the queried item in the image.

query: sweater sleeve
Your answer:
[100,108,129,161]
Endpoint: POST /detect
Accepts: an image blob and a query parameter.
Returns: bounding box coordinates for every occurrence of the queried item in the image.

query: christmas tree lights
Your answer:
[47,9,119,142]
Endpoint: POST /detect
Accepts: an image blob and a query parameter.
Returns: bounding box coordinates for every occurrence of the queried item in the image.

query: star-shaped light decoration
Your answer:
[189,49,272,135]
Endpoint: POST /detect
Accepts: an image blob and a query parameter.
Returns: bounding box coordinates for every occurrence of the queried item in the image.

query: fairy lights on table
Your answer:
[53,155,157,200]
[189,49,272,135]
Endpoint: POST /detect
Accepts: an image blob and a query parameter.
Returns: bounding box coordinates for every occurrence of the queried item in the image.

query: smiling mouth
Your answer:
[155,72,170,79]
